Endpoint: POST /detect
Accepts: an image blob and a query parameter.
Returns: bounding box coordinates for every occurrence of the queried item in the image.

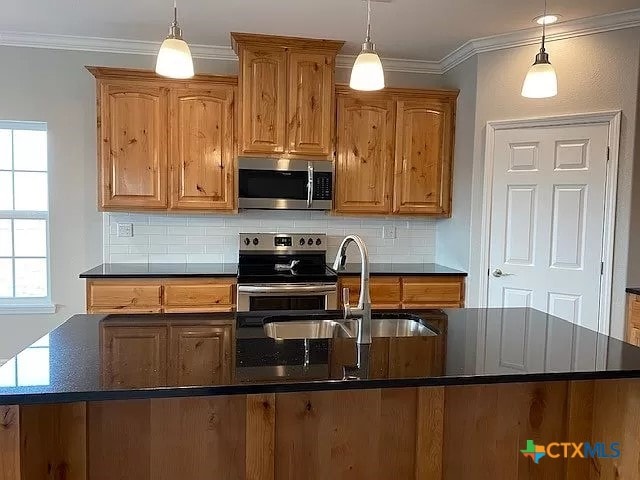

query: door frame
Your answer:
[478,111,621,335]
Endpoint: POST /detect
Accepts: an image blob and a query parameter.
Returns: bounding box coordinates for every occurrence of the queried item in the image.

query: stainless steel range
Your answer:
[236,233,338,312]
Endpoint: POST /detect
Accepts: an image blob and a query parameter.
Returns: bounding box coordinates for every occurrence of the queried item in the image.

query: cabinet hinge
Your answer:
[606,147,610,162]
[601,262,605,275]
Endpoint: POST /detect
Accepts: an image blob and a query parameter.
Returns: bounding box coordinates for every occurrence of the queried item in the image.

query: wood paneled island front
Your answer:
[2,309,640,479]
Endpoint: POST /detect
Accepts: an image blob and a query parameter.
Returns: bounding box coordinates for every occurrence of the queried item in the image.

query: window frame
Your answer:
[0,121,55,314]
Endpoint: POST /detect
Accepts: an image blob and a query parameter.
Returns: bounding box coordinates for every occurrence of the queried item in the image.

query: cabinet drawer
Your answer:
[164,281,235,313]
[88,281,163,310]
[340,276,401,307]
[401,277,464,307]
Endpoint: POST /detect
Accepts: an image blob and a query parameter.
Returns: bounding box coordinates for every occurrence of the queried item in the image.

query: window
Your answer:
[0,334,50,387]
[0,121,53,313]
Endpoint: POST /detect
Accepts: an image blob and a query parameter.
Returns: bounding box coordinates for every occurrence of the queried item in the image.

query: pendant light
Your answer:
[350,0,385,91]
[521,0,558,98]
[156,0,194,79]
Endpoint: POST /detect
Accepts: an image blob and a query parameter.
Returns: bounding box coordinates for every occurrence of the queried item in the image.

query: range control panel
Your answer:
[239,233,327,253]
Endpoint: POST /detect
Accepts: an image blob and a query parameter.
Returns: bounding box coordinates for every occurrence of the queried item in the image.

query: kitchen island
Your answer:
[1,308,640,479]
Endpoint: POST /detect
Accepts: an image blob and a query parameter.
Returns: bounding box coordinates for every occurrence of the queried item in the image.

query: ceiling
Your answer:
[3,0,639,61]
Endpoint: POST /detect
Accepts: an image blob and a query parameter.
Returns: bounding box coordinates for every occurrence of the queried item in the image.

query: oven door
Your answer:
[237,283,338,312]
[238,158,332,210]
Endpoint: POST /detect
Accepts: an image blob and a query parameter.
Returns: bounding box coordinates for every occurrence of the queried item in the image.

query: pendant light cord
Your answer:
[365,0,372,42]
[541,0,547,52]
[173,0,178,26]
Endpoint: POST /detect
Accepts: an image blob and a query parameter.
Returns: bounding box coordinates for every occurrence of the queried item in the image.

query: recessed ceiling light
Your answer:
[534,14,561,25]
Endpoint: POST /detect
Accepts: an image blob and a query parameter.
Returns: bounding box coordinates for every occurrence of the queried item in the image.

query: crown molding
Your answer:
[440,7,640,73]
[1,7,639,76]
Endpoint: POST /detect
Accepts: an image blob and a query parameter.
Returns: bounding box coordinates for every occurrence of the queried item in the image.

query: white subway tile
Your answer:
[149,254,187,263]
[149,235,187,245]
[110,254,148,263]
[110,235,150,245]
[149,215,187,226]
[134,225,167,235]
[186,236,224,245]
[167,226,205,236]
[186,254,224,263]
[167,244,206,254]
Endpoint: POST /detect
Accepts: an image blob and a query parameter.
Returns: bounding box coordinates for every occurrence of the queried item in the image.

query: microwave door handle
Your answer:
[307,163,314,208]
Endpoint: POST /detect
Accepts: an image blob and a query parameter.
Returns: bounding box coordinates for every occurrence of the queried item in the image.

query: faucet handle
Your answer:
[342,287,351,318]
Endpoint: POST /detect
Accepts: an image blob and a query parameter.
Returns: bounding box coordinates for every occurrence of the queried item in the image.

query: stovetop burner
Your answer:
[237,233,337,284]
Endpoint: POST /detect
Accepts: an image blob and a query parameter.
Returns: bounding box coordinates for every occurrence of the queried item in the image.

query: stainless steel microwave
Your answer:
[238,158,333,210]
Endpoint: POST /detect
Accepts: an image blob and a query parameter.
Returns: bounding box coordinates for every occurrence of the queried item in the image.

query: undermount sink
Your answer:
[263,313,439,340]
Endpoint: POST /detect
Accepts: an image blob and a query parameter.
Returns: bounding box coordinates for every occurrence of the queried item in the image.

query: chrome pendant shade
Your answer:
[522,0,558,98]
[156,1,194,79]
[350,0,385,91]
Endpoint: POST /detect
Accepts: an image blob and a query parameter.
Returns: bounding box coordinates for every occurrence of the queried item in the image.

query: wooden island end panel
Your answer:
[1,379,640,479]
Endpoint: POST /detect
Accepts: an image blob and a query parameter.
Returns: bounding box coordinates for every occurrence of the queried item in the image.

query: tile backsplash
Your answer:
[103,211,436,264]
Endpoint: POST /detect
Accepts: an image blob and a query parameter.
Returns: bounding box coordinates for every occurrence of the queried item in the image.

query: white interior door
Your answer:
[487,123,610,333]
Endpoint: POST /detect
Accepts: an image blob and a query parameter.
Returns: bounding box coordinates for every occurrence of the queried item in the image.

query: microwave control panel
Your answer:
[313,172,333,200]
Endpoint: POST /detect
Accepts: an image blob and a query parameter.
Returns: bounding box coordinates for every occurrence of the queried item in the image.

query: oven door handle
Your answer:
[238,284,336,295]
[307,163,314,208]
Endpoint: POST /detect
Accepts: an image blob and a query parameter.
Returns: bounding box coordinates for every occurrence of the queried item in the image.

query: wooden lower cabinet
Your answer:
[5,379,639,480]
[339,275,465,309]
[101,325,168,388]
[627,293,640,346]
[168,324,232,386]
[86,278,236,314]
[101,321,233,388]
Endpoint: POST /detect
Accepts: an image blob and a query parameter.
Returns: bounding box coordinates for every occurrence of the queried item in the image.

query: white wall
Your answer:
[459,28,640,339]
[0,45,444,359]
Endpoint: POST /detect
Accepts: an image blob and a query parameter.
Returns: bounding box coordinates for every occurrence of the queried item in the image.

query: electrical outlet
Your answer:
[382,226,396,239]
[117,223,133,238]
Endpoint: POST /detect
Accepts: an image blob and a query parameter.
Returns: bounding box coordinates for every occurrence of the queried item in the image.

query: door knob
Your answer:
[492,269,513,278]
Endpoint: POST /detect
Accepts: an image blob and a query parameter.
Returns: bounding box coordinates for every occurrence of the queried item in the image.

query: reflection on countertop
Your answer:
[1,307,639,405]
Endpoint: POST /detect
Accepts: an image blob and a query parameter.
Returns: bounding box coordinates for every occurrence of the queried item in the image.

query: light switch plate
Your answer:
[117,223,133,238]
[382,226,396,239]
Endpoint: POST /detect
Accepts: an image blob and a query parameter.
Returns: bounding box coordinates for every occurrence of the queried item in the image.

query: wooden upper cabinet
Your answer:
[393,97,455,216]
[101,325,168,388]
[287,52,335,157]
[169,86,235,211]
[232,33,344,159]
[168,324,232,386]
[238,46,287,154]
[98,81,168,210]
[334,93,395,214]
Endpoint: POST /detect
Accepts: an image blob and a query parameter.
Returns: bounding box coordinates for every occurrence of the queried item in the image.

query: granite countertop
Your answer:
[80,263,238,278]
[627,287,640,296]
[334,263,467,276]
[79,263,467,279]
[1,307,639,405]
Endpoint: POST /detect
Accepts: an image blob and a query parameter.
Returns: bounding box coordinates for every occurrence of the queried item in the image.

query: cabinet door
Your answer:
[168,324,232,386]
[98,81,168,209]
[287,52,334,157]
[627,294,640,345]
[334,94,395,214]
[169,86,235,211]
[101,325,167,388]
[393,98,454,216]
[238,46,287,154]
[340,276,402,310]
[87,280,163,314]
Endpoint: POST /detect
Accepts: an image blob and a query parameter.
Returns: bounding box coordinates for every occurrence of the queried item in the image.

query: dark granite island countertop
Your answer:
[80,263,238,278]
[1,307,639,405]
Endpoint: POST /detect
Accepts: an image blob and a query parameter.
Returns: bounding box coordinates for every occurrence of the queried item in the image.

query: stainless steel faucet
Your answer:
[332,235,372,344]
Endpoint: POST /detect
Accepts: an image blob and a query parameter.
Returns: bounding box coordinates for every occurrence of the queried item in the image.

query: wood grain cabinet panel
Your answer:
[163,280,235,313]
[168,324,232,386]
[626,294,640,346]
[101,325,168,388]
[98,82,168,210]
[169,86,235,211]
[287,52,335,157]
[339,276,402,310]
[87,281,163,313]
[334,93,395,214]
[401,276,465,308]
[238,46,287,154]
[393,98,454,216]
